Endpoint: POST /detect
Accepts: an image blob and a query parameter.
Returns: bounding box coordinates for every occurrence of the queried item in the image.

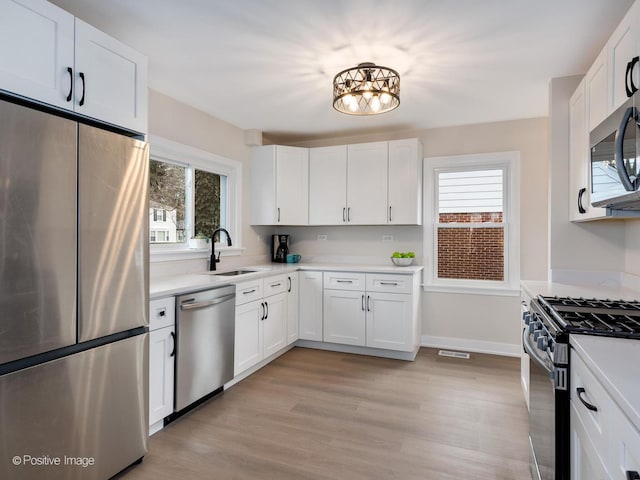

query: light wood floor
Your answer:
[116,347,530,480]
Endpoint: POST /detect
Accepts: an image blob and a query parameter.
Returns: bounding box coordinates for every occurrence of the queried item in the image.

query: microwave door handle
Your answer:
[626,56,640,97]
[615,106,639,191]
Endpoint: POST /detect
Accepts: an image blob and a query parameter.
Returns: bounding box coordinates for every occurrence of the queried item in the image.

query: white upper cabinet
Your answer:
[608,0,640,113]
[251,145,309,225]
[309,145,348,224]
[586,46,609,132]
[388,138,423,225]
[74,19,148,133]
[0,0,75,109]
[347,141,389,225]
[0,0,148,133]
[569,79,607,222]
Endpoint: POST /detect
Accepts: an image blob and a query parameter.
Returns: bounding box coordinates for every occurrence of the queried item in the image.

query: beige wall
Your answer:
[148,89,272,274]
[282,117,549,353]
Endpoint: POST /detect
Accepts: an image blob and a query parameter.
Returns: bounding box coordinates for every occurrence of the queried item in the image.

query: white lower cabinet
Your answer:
[299,271,323,341]
[571,404,610,480]
[234,275,289,376]
[286,272,299,345]
[366,292,413,351]
[322,271,417,353]
[148,296,175,434]
[323,290,366,346]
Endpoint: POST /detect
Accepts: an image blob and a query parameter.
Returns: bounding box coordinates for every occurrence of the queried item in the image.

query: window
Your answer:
[423,152,520,295]
[148,135,242,256]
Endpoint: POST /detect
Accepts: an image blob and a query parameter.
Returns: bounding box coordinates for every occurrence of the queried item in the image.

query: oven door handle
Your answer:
[523,328,552,375]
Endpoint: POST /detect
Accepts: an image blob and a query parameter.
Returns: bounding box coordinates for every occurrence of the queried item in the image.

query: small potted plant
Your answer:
[188,232,209,249]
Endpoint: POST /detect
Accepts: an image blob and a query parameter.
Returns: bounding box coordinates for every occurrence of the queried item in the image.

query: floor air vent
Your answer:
[438,350,470,359]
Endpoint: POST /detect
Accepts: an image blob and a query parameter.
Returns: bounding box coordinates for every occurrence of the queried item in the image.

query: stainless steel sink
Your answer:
[213,270,257,276]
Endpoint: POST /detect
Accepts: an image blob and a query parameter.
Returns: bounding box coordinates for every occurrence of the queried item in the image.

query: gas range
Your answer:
[537,295,640,339]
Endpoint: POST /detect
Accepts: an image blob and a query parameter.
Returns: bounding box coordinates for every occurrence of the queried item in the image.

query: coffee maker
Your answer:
[271,234,289,263]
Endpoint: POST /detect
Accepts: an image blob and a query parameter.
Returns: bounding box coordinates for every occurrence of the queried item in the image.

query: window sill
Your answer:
[422,284,520,297]
[150,246,244,263]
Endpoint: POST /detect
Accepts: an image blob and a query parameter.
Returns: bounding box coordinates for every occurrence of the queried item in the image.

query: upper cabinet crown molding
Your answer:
[0,0,148,133]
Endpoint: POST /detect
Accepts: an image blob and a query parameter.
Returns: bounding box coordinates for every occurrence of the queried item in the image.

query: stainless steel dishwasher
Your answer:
[175,285,236,411]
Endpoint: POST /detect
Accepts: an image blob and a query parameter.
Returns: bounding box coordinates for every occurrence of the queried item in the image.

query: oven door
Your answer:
[524,329,558,480]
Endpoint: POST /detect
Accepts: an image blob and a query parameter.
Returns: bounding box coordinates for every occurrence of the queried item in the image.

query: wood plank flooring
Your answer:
[116,347,530,480]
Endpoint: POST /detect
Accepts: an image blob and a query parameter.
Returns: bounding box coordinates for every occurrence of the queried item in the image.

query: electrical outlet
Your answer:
[382,234,394,242]
[317,234,328,241]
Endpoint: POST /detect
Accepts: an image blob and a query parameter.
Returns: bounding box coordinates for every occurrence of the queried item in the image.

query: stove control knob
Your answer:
[533,329,543,341]
[537,336,548,350]
[528,322,537,334]
[523,312,531,324]
[548,342,555,353]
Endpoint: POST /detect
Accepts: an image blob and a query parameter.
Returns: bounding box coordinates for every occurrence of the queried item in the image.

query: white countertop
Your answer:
[521,280,640,301]
[151,263,423,299]
[570,334,640,433]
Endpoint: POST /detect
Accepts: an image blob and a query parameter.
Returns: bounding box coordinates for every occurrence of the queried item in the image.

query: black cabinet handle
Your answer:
[78,72,86,106]
[343,207,346,222]
[366,295,371,312]
[287,276,291,292]
[361,294,365,311]
[277,207,280,223]
[170,331,176,357]
[576,387,598,412]
[389,206,392,222]
[260,302,265,320]
[243,289,257,295]
[626,56,639,97]
[66,67,73,102]
[158,309,166,317]
[626,471,640,480]
[578,188,586,214]
[347,207,351,222]
[265,301,268,320]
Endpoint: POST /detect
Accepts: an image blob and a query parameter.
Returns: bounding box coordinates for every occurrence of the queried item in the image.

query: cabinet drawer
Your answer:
[264,274,288,297]
[366,273,412,294]
[236,279,263,305]
[149,297,175,331]
[323,272,366,291]
[571,349,614,457]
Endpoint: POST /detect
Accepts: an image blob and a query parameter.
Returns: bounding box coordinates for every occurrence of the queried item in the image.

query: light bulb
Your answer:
[380,92,391,105]
[349,99,359,112]
[370,96,381,112]
[363,90,373,100]
[343,93,354,106]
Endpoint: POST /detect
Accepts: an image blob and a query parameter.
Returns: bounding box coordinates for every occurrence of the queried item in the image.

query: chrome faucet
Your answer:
[210,228,232,271]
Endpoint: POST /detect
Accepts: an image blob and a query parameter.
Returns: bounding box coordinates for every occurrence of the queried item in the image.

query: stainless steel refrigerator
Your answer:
[0,98,149,479]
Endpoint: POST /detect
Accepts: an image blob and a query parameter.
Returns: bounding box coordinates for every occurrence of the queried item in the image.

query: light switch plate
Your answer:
[382,235,394,242]
[317,234,328,241]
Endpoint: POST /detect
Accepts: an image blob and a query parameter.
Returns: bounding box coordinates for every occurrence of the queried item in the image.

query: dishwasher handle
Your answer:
[180,293,235,311]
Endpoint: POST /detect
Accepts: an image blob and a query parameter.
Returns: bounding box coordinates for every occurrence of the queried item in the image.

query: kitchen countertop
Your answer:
[521,280,640,301]
[151,263,423,299]
[570,334,640,433]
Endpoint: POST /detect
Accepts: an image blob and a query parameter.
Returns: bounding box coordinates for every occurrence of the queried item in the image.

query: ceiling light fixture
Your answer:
[333,62,400,115]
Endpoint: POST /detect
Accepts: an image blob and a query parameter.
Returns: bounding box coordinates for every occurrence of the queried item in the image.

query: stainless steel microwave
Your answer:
[590,93,640,210]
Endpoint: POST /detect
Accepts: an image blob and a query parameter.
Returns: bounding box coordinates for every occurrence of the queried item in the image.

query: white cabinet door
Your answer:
[571,404,611,480]
[286,273,299,345]
[323,290,366,346]
[299,271,323,341]
[74,19,148,133]
[263,292,287,358]
[250,145,309,225]
[388,139,422,225]
[365,292,413,351]
[276,146,309,225]
[234,300,263,375]
[608,1,639,113]
[309,145,348,224]
[149,326,175,426]
[608,400,640,480]
[587,47,609,131]
[0,0,74,109]
[347,142,388,224]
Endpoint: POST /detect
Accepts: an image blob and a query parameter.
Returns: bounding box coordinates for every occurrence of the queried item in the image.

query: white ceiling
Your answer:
[51,0,634,140]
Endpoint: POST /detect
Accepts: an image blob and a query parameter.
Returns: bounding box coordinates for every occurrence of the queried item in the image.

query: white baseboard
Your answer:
[421,335,520,357]
[295,340,419,361]
[224,344,295,390]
